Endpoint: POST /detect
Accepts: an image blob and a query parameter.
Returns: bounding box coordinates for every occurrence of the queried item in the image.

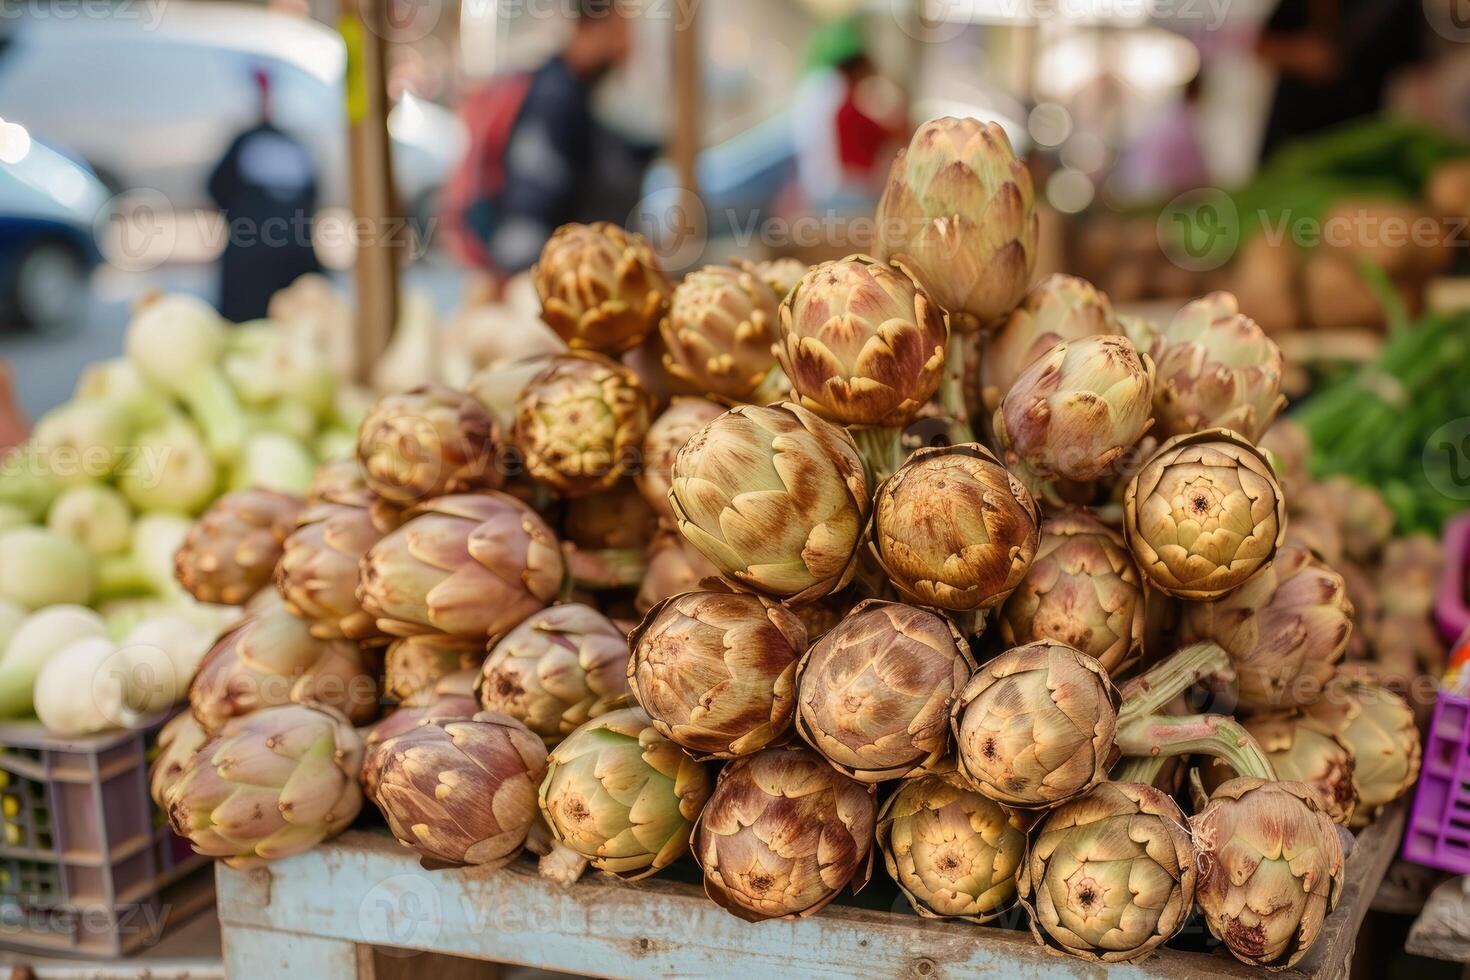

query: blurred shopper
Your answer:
[1115,74,1210,202]
[1256,0,1425,162]
[445,0,635,279]
[208,69,322,323]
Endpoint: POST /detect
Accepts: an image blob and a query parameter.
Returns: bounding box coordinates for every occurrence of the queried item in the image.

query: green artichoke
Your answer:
[980,274,1116,414]
[163,703,364,867]
[950,640,1119,808]
[478,603,631,745]
[513,352,654,498]
[383,633,486,705]
[538,707,712,879]
[794,599,973,781]
[995,335,1154,484]
[1150,292,1286,443]
[670,403,870,603]
[363,711,547,868]
[870,444,1040,611]
[276,499,389,641]
[175,489,304,605]
[533,222,670,354]
[635,398,725,523]
[775,255,947,427]
[356,385,502,505]
[1200,712,1357,825]
[875,116,1037,332]
[876,763,1024,923]
[693,745,874,921]
[1301,674,1421,828]
[660,264,782,401]
[1019,782,1197,963]
[358,493,565,638]
[998,508,1145,676]
[1191,777,1344,968]
[1123,429,1286,600]
[628,590,806,758]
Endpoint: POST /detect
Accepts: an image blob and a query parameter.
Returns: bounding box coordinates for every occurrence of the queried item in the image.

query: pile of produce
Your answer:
[148,116,1430,971]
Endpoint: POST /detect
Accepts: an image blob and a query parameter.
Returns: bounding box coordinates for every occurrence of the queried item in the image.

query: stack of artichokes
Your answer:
[147,115,1433,971]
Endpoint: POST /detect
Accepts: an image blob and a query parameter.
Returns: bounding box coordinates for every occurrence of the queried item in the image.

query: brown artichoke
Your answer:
[1183,543,1353,711]
[1191,777,1344,968]
[950,640,1119,808]
[478,603,630,745]
[1260,418,1312,500]
[875,763,1024,923]
[1123,428,1286,600]
[875,116,1037,332]
[980,274,1116,413]
[1319,475,1396,563]
[1149,293,1287,442]
[538,706,711,879]
[1019,782,1197,963]
[175,489,304,605]
[634,530,720,613]
[1200,712,1357,825]
[533,222,670,353]
[358,493,564,638]
[998,508,1145,676]
[363,711,547,868]
[670,403,870,603]
[628,591,806,758]
[659,263,782,401]
[150,711,208,810]
[870,443,1041,611]
[307,457,373,506]
[275,500,389,640]
[775,255,947,427]
[1377,534,1443,618]
[793,599,973,781]
[356,385,502,505]
[561,480,659,550]
[512,352,654,498]
[693,745,874,921]
[994,334,1155,483]
[1301,674,1421,828]
[635,397,724,523]
[362,671,481,753]
[383,634,485,705]
[188,605,381,732]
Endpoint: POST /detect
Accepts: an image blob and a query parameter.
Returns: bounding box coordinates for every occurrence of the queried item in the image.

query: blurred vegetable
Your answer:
[117,415,218,515]
[175,489,303,606]
[0,526,94,609]
[46,484,132,557]
[0,605,106,717]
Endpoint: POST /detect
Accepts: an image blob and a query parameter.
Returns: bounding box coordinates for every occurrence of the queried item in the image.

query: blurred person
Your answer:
[1256,0,1426,162]
[207,68,322,322]
[445,0,638,280]
[1114,74,1210,202]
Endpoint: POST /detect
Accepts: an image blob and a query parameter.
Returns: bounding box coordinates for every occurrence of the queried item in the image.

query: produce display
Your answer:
[6,113,1437,973]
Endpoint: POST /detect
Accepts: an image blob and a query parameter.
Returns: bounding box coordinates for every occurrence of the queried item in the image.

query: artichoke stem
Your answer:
[563,545,647,593]
[1112,754,1169,788]
[1117,641,1231,727]
[852,426,906,485]
[937,331,975,445]
[537,841,589,887]
[1115,713,1276,781]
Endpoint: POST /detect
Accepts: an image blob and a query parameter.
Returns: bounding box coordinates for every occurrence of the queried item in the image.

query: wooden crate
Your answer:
[214,801,1406,980]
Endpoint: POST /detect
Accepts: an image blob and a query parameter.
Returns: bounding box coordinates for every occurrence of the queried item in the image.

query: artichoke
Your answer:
[163,703,364,867]
[175,489,304,605]
[775,255,947,427]
[562,481,659,551]
[363,671,481,752]
[1377,534,1442,618]
[538,706,711,879]
[1123,429,1286,600]
[1200,713,1357,825]
[363,711,547,868]
[659,263,782,401]
[669,403,870,603]
[1319,475,1395,563]
[994,335,1155,483]
[1301,674,1421,828]
[693,745,875,921]
[478,603,630,745]
[875,116,1037,332]
[513,352,654,498]
[793,600,973,781]
[383,634,486,705]
[1259,418,1312,500]
[634,531,720,613]
[150,711,208,810]
[750,257,807,300]
[870,444,1040,611]
[635,397,724,523]
[356,385,502,505]
[1183,544,1352,711]
[275,500,388,640]
[628,591,806,758]
[875,763,1024,923]
[358,493,564,638]
[998,508,1145,676]
[1149,293,1287,442]
[1018,782,1197,963]
[1191,777,1344,968]
[189,606,381,732]
[981,274,1116,414]
[533,222,670,354]
[950,640,1119,808]
[307,457,373,506]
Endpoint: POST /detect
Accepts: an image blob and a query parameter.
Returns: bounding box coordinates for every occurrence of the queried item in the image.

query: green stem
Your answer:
[937,331,975,445]
[1112,754,1169,788]
[1115,713,1276,781]
[563,546,647,593]
[183,368,248,464]
[851,426,906,486]
[1117,641,1232,728]
[94,554,158,600]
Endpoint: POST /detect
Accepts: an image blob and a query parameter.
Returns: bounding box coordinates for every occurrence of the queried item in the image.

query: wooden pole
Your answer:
[670,0,701,200]
[340,0,399,385]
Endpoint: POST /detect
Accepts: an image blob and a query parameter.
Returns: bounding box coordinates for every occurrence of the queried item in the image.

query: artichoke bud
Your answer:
[660,263,782,401]
[635,398,724,523]
[980,274,1117,414]
[276,499,388,641]
[533,222,671,354]
[175,489,304,605]
[1199,712,1357,825]
[356,384,502,505]
[383,634,485,706]
[1300,674,1421,828]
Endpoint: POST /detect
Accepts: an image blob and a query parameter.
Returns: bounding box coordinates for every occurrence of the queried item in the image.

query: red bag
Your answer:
[442,74,535,270]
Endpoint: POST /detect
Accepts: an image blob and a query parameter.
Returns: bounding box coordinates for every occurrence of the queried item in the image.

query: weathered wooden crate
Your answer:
[214,801,1406,980]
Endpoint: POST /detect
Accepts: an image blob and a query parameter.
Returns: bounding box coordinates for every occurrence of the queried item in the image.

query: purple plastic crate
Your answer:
[1437,514,1470,644]
[1404,691,1470,873]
